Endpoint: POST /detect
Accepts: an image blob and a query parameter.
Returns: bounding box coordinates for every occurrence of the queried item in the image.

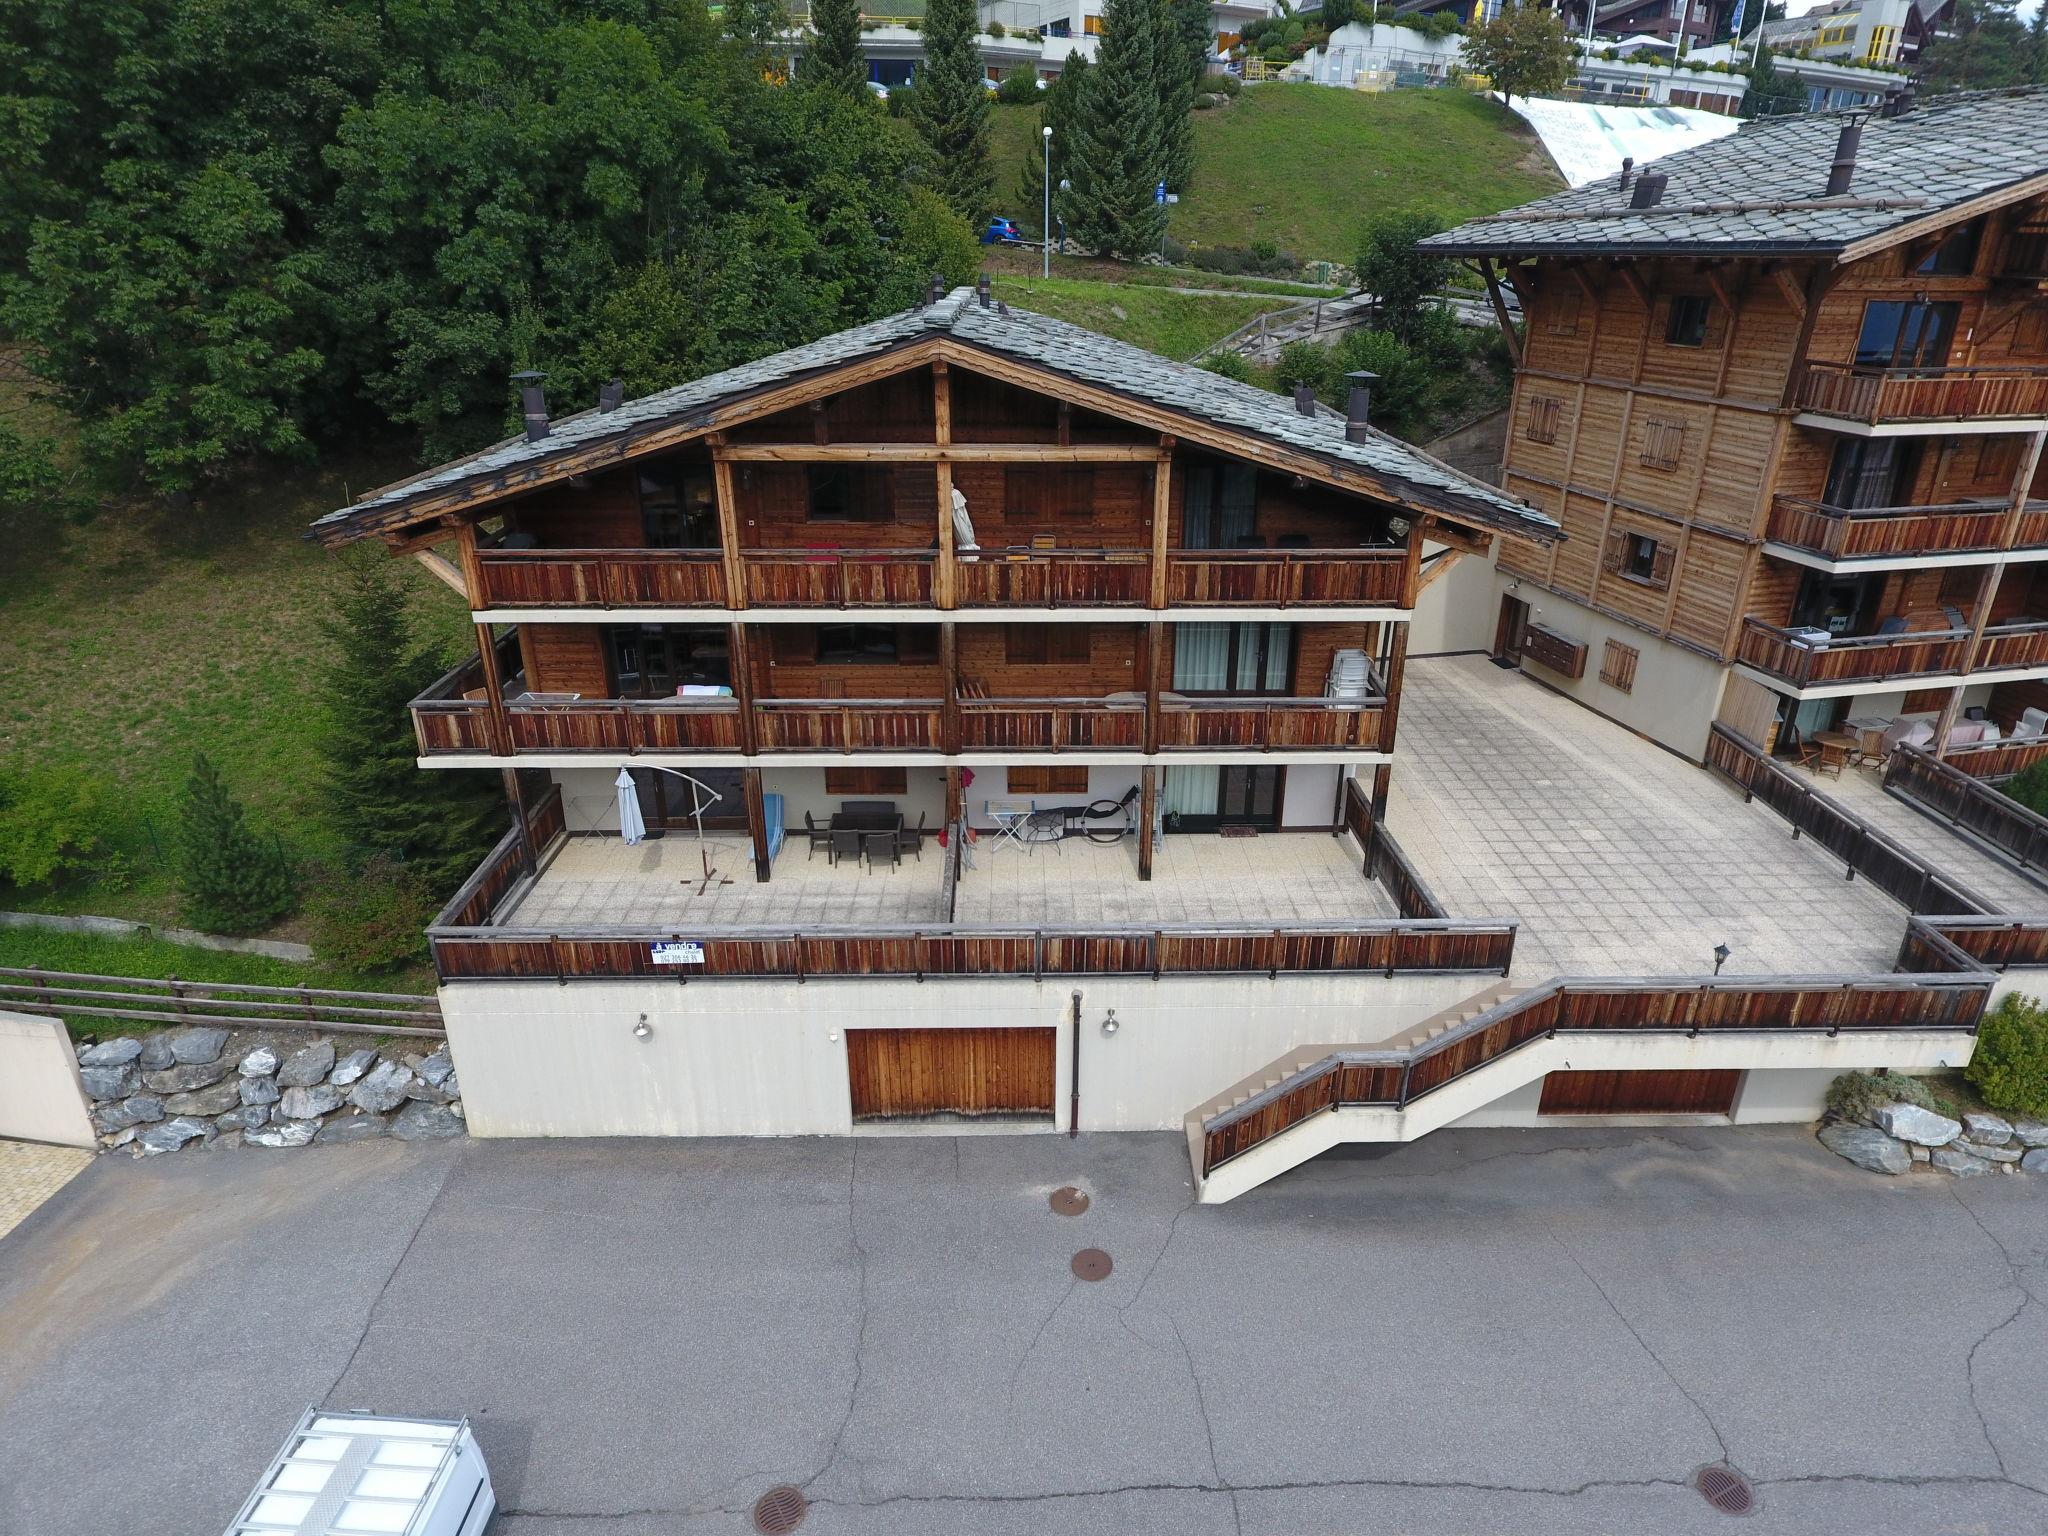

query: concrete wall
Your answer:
[438,971,1493,1138]
[1446,1066,1842,1129]
[1407,542,1499,657]
[0,1012,96,1148]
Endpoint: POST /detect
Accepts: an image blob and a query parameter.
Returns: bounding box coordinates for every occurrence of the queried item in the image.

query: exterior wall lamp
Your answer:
[633,1013,652,1040]
[1712,944,1731,976]
[1100,1009,1120,1037]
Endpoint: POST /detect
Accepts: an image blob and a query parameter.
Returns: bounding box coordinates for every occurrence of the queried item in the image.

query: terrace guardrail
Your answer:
[1798,362,2048,425]
[1764,496,2038,561]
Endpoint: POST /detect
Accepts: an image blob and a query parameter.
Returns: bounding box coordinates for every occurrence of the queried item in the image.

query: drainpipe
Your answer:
[1069,989,1083,1138]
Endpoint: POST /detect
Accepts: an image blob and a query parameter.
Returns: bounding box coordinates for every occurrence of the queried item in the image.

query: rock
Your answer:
[101,1127,138,1149]
[138,1034,176,1071]
[1962,1112,2012,1146]
[141,1058,235,1094]
[1932,1144,1994,1177]
[239,1075,281,1107]
[404,1077,452,1104]
[279,1083,344,1120]
[1820,1123,1911,1175]
[1873,1103,1961,1147]
[442,1074,459,1100]
[330,1048,379,1088]
[163,1079,243,1117]
[1972,1142,2025,1163]
[214,1104,271,1132]
[449,1100,463,1120]
[390,1100,464,1141]
[77,1037,143,1068]
[78,1063,141,1101]
[317,1113,390,1145]
[137,1117,211,1155]
[1910,1144,1932,1162]
[349,1060,416,1114]
[246,1119,318,1149]
[167,1027,228,1065]
[92,1095,165,1132]
[416,1049,455,1087]
[2023,1148,2048,1172]
[238,1045,280,1078]
[209,1131,244,1151]
[278,1042,335,1088]
[2011,1119,2048,1149]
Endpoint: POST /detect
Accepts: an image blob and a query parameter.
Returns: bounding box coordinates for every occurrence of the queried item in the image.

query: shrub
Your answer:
[1203,350,1252,382]
[887,83,920,118]
[986,19,1005,37]
[1824,1069,1957,1125]
[2004,758,2048,818]
[1206,71,1241,96]
[995,63,1038,102]
[0,765,109,889]
[1967,993,2048,1118]
[1274,339,1338,402]
[1262,45,1291,63]
[895,185,980,291]
[176,753,297,935]
[305,856,438,972]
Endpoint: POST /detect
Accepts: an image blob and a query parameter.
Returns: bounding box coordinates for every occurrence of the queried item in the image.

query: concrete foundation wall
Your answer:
[1446,1065,1844,1129]
[0,1012,96,1148]
[1406,543,1498,657]
[438,971,1492,1138]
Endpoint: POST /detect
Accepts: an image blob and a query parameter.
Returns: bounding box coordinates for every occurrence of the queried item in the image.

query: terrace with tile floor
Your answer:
[1824,764,2048,915]
[0,1141,93,1243]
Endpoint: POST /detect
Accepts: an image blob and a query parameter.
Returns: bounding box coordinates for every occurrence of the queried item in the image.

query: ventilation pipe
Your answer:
[976,272,993,308]
[926,274,945,305]
[513,371,548,442]
[1826,120,1863,195]
[1618,156,1635,193]
[1344,371,1379,442]
[1293,384,1317,417]
[597,379,625,414]
[1629,171,1669,210]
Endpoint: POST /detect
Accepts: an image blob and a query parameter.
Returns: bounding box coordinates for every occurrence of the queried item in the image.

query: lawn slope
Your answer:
[988,275,1296,359]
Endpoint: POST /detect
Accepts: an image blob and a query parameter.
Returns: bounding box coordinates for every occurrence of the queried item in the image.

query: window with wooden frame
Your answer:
[1599,639,1640,693]
[1524,395,1563,445]
[1664,294,1711,348]
[825,767,908,795]
[805,465,889,523]
[1977,437,2021,485]
[1547,290,1581,337]
[1004,625,1091,665]
[1007,765,1088,795]
[1639,418,1686,472]
[1604,529,1675,590]
[799,624,938,665]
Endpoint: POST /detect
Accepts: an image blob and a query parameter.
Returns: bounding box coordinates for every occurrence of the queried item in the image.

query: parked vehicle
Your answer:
[982,216,1026,246]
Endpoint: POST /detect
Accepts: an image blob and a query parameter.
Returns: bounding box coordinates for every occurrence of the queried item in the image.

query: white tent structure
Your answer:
[1504,97,1743,189]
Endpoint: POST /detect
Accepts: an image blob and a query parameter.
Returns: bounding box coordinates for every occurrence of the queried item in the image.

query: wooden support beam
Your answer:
[945,764,963,828]
[940,622,960,755]
[1377,623,1410,753]
[1478,258,1523,368]
[728,622,760,757]
[412,548,469,598]
[473,623,513,758]
[1615,263,1652,312]
[1779,265,1836,410]
[1771,265,1808,321]
[934,364,956,611]
[709,442,1165,463]
[501,767,536,875]
[744,769,771,883]
[1057,401,1072,448]
[1149,439,1175,610]
[1369,762,1392,826]
[810,400,829,446]
[1144,622,1163,756]
[1704,270,1739,316]
[1138,766,1157,883]
[1566,264,1599,305]
[1417,516,1492,556]
[710,431,747,610]
[1415,549,1468,596]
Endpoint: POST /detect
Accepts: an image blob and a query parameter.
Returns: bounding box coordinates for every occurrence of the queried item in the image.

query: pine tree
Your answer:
[911,0,996,225]
[806,0,868,100]
[1067,0,1166,260]
[1018,54,1092,236]
[317,554,503,890]
[1154,0,1196,195]
[177,754,296,935]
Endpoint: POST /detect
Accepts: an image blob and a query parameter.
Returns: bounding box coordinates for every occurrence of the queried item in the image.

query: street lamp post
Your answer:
[1041,125,1053,279]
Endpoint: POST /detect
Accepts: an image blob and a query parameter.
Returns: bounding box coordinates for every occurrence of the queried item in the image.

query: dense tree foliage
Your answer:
[1155,0,1204,194]
[1354,211,1452,342]
[177,754,296,935]
[1067,0,1167,258]
[1740,48,1807,119]
[0,0,978,488]
[1460,0,1575,106]
[1917,0,2037,93]
[1019,54,1092,234]
[804,0,869,101]
[910,0,996,226]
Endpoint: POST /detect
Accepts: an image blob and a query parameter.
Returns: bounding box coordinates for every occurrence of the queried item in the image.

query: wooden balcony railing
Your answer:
[1884,742,2048,877]
[1764,496,2036,561]
[752,698,944,752]
[959,697,1148,750]
[955,549,1151,608]
[743,549,935,608]
[1165,548,1405,607]
[1940,736,2048,782]
[1157,695,1386,750]
[1738,618,1970,688]
[1970,620,2048,671]
[504,700,746,753]
[1798,362,2048,424]
[475,547,727,608]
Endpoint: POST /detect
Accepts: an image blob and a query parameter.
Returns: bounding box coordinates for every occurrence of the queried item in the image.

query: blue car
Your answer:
[982,216,1026,246]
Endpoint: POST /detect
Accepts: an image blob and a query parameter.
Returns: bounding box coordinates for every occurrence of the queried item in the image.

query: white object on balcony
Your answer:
[1325,648,1374,701]
[221,1409,493,1536]
[951,485,979,553]
[615,766,647,847]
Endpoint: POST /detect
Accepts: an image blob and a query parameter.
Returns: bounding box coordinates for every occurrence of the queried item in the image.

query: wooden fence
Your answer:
[1943,737,2048,782]
[1764,496,2018,560]
[1798,362,2048,424]
[1341,776,1445,920]
[1883,743,2048,878]
[0,968,445,1040]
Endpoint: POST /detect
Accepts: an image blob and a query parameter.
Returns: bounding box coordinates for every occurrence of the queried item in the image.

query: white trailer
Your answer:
[221,1409,494,1536]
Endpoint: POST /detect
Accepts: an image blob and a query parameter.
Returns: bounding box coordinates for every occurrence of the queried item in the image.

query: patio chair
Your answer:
[896,811,925,862]
[804,812,833,862]
[863,830,900,873]
[829,828,863,868]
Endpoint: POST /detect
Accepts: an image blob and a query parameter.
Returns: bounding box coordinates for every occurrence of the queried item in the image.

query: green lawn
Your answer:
[989,275,1297,360]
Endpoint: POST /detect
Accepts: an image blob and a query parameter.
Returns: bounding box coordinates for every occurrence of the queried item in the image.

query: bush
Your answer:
[895,185,980,291]
[886,83,920,118]
[2004,758,2048,818]
[176,753,297,935]
[1206,71,1241,96]
[1204,350,1252,382]
[1825,1070,1958,1126]
[1967,993,2048,1118]
[986,19,1005,37]
[995,63,1038,103]
[305,856,438,972]
[0,765,110,889]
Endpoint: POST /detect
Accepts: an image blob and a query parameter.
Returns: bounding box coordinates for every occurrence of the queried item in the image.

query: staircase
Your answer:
[1186,969,1990,1205]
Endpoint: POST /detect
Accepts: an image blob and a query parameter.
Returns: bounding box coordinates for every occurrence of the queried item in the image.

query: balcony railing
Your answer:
[1157,695,1385,750]
[1165,548,1405,607]
[1764,495,2045,561]
[1737,617,2048,689]
[743,549,936,608]
[956,549,1151,608]
[475,547,728,609]
[753,698,944,752]
[1798,362,2048,425]
[959,697,1148,750]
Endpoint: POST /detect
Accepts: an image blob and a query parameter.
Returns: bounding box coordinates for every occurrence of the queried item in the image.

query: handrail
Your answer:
[1771,495,2010,524]
[1883,741,2048,877]
[1742,617,1973,652]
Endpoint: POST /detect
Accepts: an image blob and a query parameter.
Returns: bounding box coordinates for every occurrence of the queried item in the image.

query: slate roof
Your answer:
[1423,88,2048,260]
[313,289,1556,544]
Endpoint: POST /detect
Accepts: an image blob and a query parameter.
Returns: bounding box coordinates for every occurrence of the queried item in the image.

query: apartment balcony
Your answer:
[1763,495,2048,567]
[1795,362,2048,431]
[1736,616,2048,693]
[469,544,1408,614]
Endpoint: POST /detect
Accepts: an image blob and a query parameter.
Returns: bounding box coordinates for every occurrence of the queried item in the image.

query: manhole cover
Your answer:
[751,1485,808,1533]
[1049,1186,1090,1216]
[1694,1464,1754,1516]
[1071,1247,1113,1281]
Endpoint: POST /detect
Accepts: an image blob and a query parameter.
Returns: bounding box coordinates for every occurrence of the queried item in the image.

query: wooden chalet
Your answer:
[1423,88,2048,771]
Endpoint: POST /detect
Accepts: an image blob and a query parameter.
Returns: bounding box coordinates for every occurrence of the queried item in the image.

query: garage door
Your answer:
[846,1027,1056,1121]
[1538,1069,1742,1117]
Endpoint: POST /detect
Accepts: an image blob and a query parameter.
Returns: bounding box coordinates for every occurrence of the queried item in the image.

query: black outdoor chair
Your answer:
[804,812,833,861]
[829,828,863,868]
[863,830,900,873]
[896,811,925,862]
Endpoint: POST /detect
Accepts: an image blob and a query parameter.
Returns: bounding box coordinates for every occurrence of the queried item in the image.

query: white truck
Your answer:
[221,1409,495,1536]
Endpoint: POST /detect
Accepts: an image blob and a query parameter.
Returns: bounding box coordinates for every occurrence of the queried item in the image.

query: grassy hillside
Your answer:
[988,275,1296,359]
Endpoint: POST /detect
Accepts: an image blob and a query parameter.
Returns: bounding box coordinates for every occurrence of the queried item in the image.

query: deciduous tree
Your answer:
[1461,0,1575,106]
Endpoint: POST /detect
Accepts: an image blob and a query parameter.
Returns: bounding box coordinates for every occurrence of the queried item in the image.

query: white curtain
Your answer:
[1173,624,1232,691]
[1161,765,1217,819]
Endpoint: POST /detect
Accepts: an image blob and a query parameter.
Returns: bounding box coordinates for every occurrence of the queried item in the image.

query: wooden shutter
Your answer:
[771,627,815,664]
[825,767,908,795]
[1639,419,1684,472]
[1525,396,1561,444]
[1600,639,1640,693]
[1547,292,1580,337]
[1008,765,1088,795]
[1602,529,1629,574]
[1005,625,1047,664]
[1648,540,1676,591]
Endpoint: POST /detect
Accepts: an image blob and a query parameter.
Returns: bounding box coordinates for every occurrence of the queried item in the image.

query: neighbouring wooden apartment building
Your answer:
[312,281,1567,1141]
[1421,87,2048,772]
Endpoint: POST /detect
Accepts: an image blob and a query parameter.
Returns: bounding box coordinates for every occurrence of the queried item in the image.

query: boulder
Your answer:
[246,1118,319,1149]
[1910,1144,1932,1162]
[390,1101,464,1141]
[442,1074,459,1100]
[141,1058,235,1095]
[317,1113,390,1145]
[2011,1119,2048,1149]
[163,1079,243,1117]
[1820,1123,1911,1175]
[1962,1112,2012,1146]
[1873,1103,1961,1147]
[349,1060,416,1114]
[278,1042,336,1089]
[1932,1144,1994,1177]
[239,1075,281,1107]
[238,1045,280,1078]
[215,1104,271,1132]
[167,1027,229,1065]
[416,1049,455,1087]
[78,1063,141,1101]
[404,1076,452,1105]
[77,1037,143,1068]
[137,1117,211,1155]
[279,1083,344,1120]
[2023,1148,2048,1173]
[1970,1141,2024,1164]
[330,1048,379,1088]
[92,1095,165,1132]
[102,1127,139,1149]
[209,1131,244,1152]
[138,1034,176,1070]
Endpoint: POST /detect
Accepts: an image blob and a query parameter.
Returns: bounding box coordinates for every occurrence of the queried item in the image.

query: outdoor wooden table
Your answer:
[1814,730,1855,779]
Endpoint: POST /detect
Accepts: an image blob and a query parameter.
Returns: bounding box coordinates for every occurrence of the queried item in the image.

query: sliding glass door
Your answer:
[1172,622,1291,694]
[1160,764,1282,832]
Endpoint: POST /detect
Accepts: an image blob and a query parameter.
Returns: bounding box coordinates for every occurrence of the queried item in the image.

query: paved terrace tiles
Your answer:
[1825,766,2048,916]
[1388,655,1909,980]
[0,1141,92,1243]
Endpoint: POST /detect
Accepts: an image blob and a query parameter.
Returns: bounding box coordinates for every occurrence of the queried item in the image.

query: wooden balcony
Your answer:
[742,549,935,608]
[1156,695,1385,750]
[959,697,1148,750]
[474,547,727,609]
[1737,617,2048,690]
[955,549,1151,608]
[1797,362,2048,426]
[1164,548,1405,607]
[1764,496,2041,561]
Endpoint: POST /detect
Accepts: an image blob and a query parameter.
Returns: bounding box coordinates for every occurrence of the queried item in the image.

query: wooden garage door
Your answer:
[846,1028,1057,1120]
[1538,1070,1742,1117]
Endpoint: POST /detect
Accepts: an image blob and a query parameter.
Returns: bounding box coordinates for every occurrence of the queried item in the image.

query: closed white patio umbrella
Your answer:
[614,766,646,846]
[951,485,978,553]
